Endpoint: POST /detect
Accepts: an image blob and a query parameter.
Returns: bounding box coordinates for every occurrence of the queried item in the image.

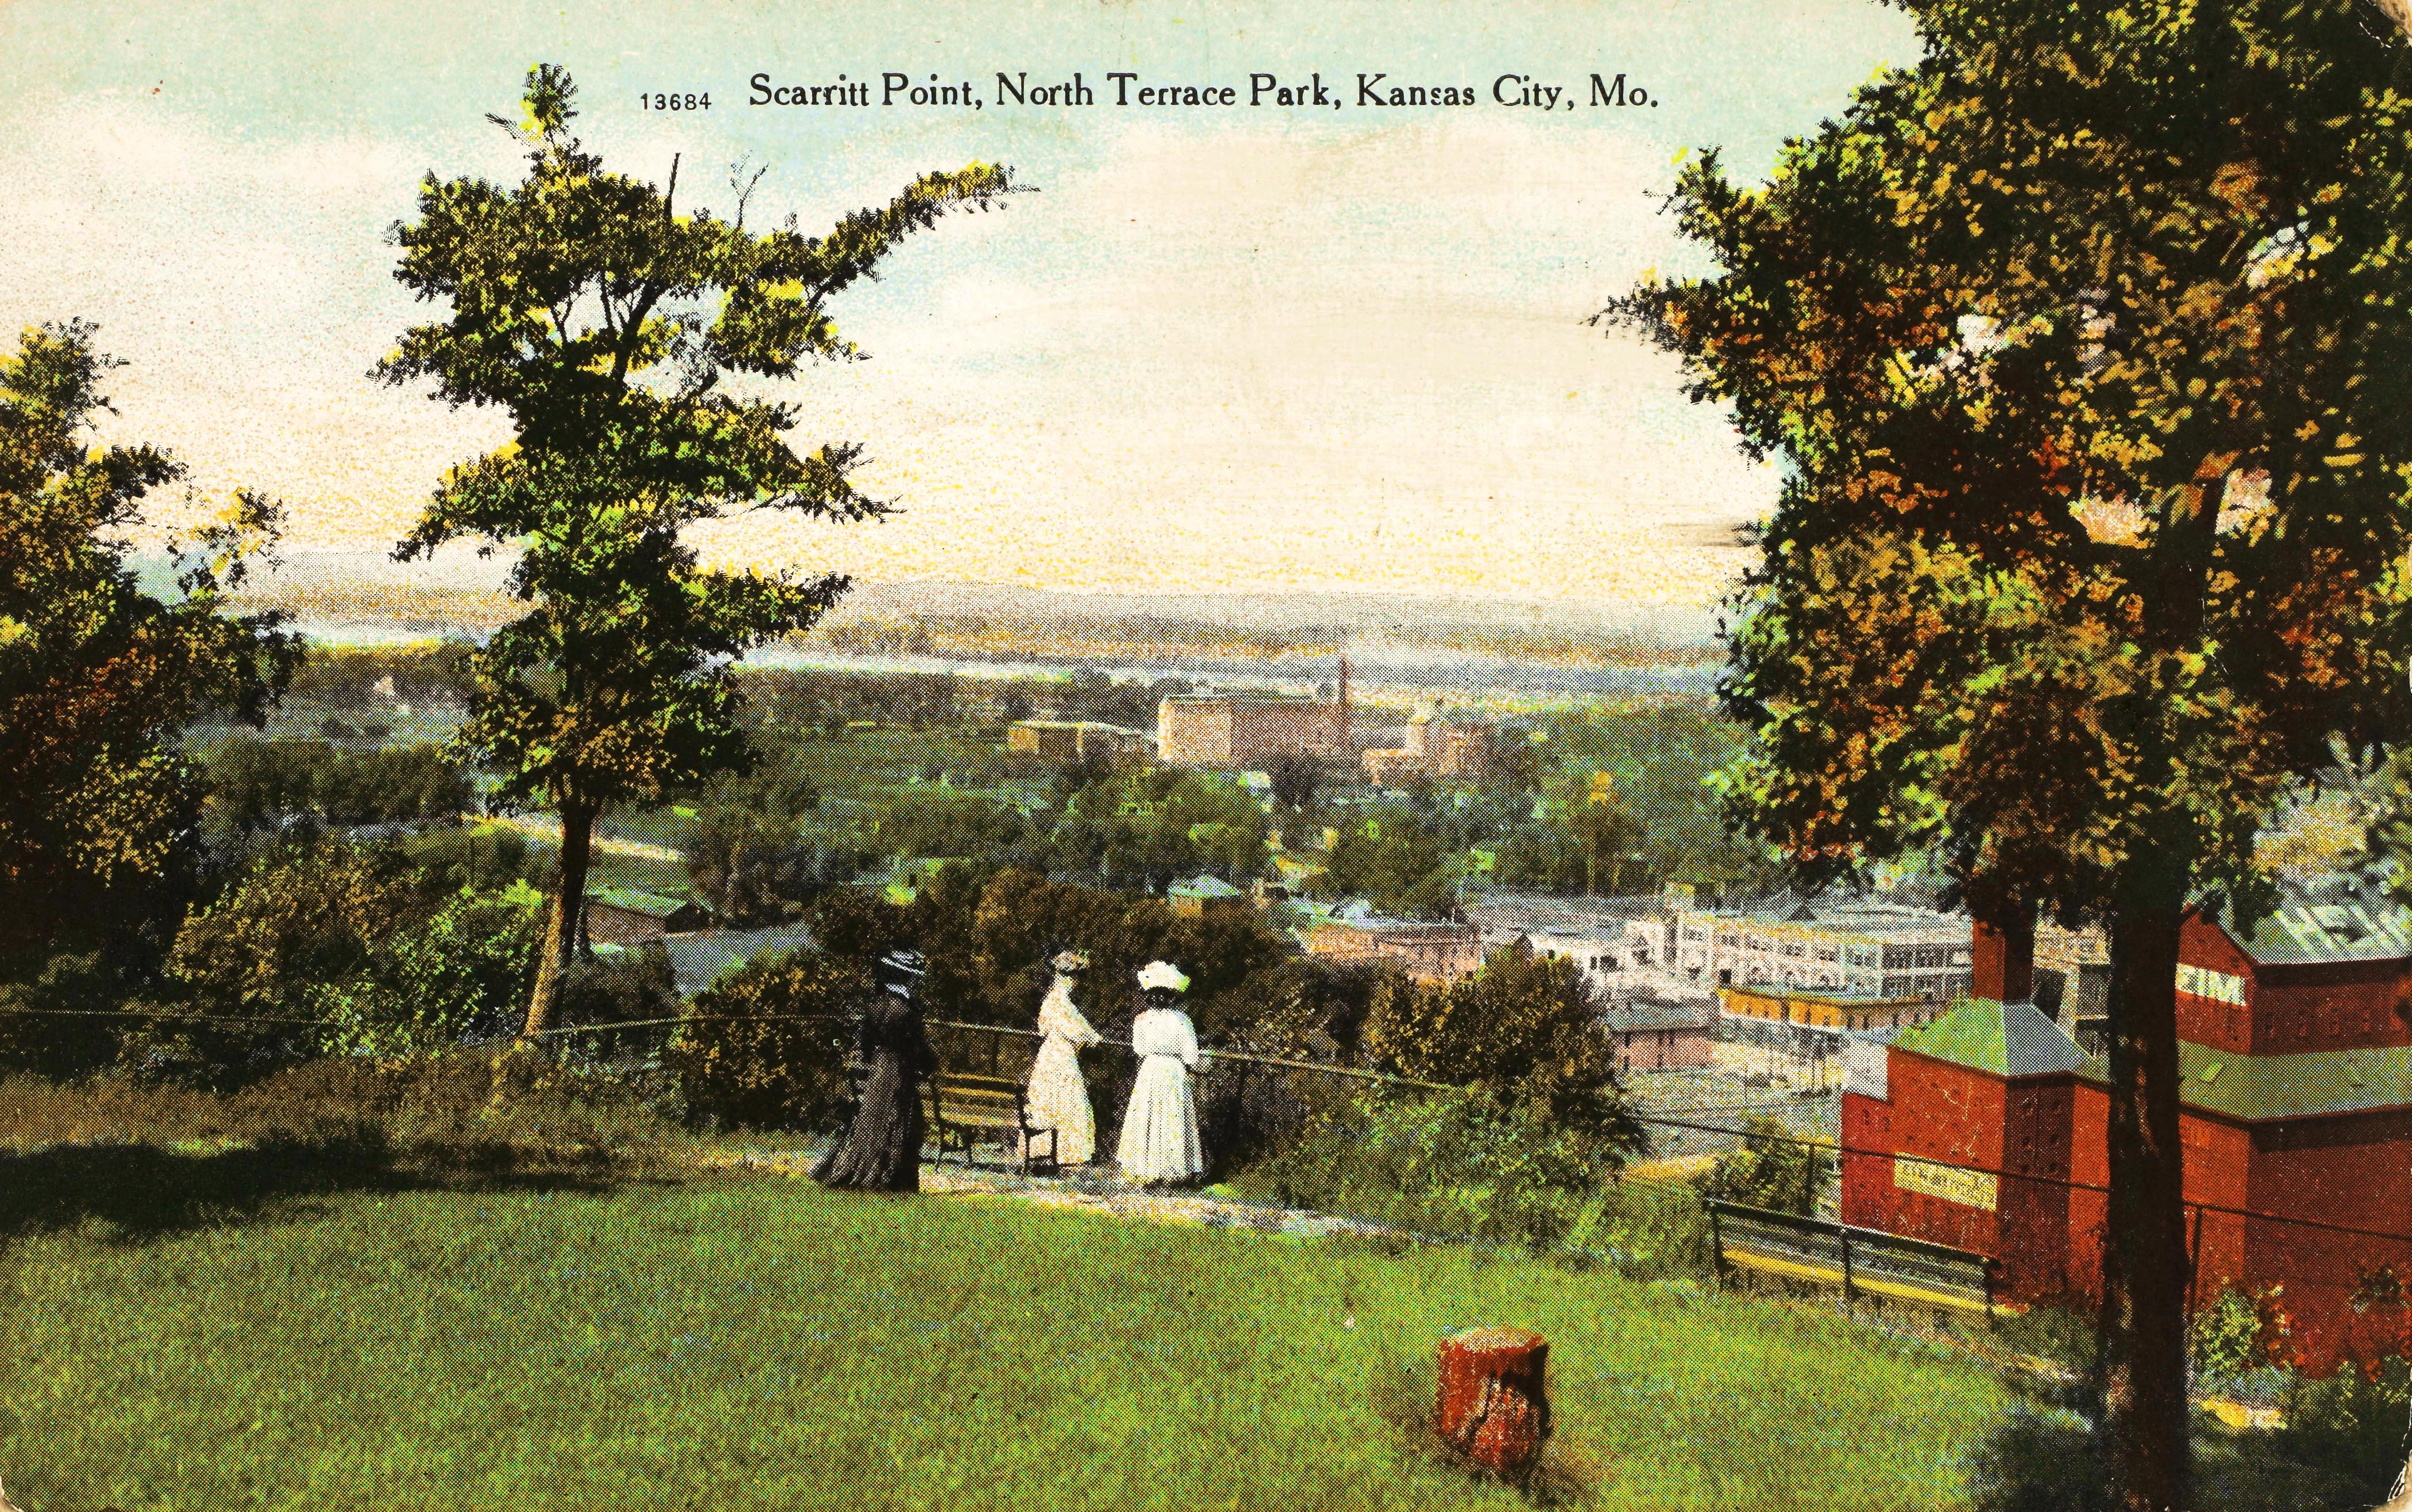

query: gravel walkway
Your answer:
[698,1145,1411,1244]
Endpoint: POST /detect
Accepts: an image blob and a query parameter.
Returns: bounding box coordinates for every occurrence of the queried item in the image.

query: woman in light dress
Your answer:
[1114,960,1206,1185]
[1023,949,1103,1166]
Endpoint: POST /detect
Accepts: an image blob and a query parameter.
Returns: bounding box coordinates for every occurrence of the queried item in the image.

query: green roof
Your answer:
[1891,997,2412,1122]
[1171,875,1244,899]
[1893,999,2100,1079]
[2219,893,2412,966]
[584,884,691,918]
[2176,1040,2412,1121]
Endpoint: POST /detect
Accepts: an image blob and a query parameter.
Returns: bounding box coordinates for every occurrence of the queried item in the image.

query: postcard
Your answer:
[3,3,2407,1509]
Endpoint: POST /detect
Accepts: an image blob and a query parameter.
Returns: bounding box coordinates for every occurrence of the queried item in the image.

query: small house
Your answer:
[583,885,710,945]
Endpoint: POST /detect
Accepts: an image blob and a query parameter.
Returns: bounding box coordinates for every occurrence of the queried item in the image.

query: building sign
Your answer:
[1894,1157,1998,1211]
[2175,963,2247,1007]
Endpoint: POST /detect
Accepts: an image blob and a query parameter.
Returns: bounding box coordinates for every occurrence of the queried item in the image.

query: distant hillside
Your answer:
[221,549,1725,700]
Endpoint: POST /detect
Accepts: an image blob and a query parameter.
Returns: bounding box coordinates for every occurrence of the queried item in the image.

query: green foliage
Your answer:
[205,737,473,834]
[160,841,541,1078]
[2272,1357,2412,1495]
[400,823,541,894]
[2190,1282,2294,1382]
[1245,1088,1620,1249]
[1696,1118,1831,1217]
[1321,805,1456,917]
[0,951,141,1079]
[663,947,863,1131]
[379,64,1018,1031]
[0,320,299,975]
[282,641,474,711]
[809,886,914,966]
[1363,945,1641,1157]
[316,888,544,1058]
[1265,752,1322,811]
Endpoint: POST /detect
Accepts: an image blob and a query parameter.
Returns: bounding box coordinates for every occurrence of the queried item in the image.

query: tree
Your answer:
[378,64,1019,1037]
[1363,945,1639,1150]
[1610,5,2412,1506]
[1265,751,1321,811]
[0,321,298,989]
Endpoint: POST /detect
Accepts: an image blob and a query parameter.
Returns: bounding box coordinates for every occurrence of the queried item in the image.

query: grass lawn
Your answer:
[3,1166,2017,1512]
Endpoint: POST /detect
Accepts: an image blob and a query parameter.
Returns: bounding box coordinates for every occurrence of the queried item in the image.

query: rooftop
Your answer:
[2175,1039,2412,1120]
[1603,998,1717,1034]
[1463,892,1665,934]
[1893,998,2100,1079]
[583,885,696,919]
[2210,877,2412,966]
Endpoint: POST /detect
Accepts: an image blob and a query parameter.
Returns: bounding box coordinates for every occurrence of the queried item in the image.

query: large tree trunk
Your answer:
[519,798,595,1040]
[2100,883,2193,1512]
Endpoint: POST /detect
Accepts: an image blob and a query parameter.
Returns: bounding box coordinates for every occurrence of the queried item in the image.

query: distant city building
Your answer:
[1158,659,1353,767]
[1716,983,1948,1062]
[1603,996,1717,1073]
[1169,873,1247,918]
[1671,891,1975,1004]
[1360,704,1493,787]
[1461,892,1663,999]
[1302,914,1485,983]
[582,885,710,945]
[1007,719,1152,762]
[2035,918,2111,1037]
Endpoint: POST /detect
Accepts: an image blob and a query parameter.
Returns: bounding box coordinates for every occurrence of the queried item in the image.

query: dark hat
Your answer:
[876,949,927,996]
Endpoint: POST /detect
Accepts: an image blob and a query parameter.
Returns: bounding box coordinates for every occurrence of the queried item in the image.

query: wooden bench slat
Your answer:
[923,1069,1058,1176]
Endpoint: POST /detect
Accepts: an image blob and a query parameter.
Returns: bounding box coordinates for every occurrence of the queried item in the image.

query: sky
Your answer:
[0,0,1920,611]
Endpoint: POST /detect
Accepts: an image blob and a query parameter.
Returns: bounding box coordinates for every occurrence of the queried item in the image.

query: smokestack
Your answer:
[1972,912,2036,1005]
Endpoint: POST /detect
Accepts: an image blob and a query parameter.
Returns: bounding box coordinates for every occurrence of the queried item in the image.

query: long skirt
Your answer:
[1114,1055,1203,1184]
[813,1053,923,1191]
[1023,1036,1097,1166]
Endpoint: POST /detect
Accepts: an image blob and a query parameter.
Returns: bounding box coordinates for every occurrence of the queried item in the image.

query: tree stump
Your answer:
[1436,1325,1550,1479]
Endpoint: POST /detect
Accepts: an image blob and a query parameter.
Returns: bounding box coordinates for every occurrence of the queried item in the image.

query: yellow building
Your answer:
[1719,985,1936,1035]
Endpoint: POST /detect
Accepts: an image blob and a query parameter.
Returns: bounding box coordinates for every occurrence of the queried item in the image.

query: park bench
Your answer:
[1705,1198,2003,1324]
[924,1070,1059,1176]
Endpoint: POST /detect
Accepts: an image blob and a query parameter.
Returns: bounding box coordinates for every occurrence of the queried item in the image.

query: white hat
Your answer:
[1137,960,1190,994]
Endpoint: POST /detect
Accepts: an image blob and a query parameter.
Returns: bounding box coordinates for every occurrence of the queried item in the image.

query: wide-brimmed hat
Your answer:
[1136,960,1190,994]
[1050,949,1091,974]
[876,949,927,996]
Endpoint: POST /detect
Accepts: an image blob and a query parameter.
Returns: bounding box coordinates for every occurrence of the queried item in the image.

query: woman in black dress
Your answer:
[812,951,938,1191]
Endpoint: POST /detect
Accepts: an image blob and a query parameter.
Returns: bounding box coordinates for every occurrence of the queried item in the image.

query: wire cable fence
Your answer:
[10,998,2412,1368]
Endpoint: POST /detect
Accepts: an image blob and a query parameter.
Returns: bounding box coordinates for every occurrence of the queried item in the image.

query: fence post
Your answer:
[2186,1202,2204,1372]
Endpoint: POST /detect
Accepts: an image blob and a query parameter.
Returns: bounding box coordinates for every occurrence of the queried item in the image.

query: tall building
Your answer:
[1158,657,1353,767]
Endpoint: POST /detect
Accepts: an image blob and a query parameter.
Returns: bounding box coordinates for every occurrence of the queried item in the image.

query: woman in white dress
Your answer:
[1023,949,1102,1167]
[1114,960,1206,1184]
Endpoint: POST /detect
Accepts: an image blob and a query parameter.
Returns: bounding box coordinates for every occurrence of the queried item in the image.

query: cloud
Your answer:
[0,93,1766,603]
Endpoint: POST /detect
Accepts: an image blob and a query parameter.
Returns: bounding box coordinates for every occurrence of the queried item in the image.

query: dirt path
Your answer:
[698,1145,1409,1243]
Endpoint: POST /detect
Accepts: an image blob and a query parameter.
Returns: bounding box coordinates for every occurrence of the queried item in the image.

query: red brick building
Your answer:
[1841,883,2412,1374]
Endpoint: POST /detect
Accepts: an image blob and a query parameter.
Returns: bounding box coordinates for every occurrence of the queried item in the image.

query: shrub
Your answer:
[664,948,864,1133]
[1241,1087,1619,1249]
[1694,1117,1831,1216]
[0,951,135,1080]
[317,886,544,1057]
[2191,1281,2294,1382]
[2274,1355,2412,1494]
[1363,944,1643,1158]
